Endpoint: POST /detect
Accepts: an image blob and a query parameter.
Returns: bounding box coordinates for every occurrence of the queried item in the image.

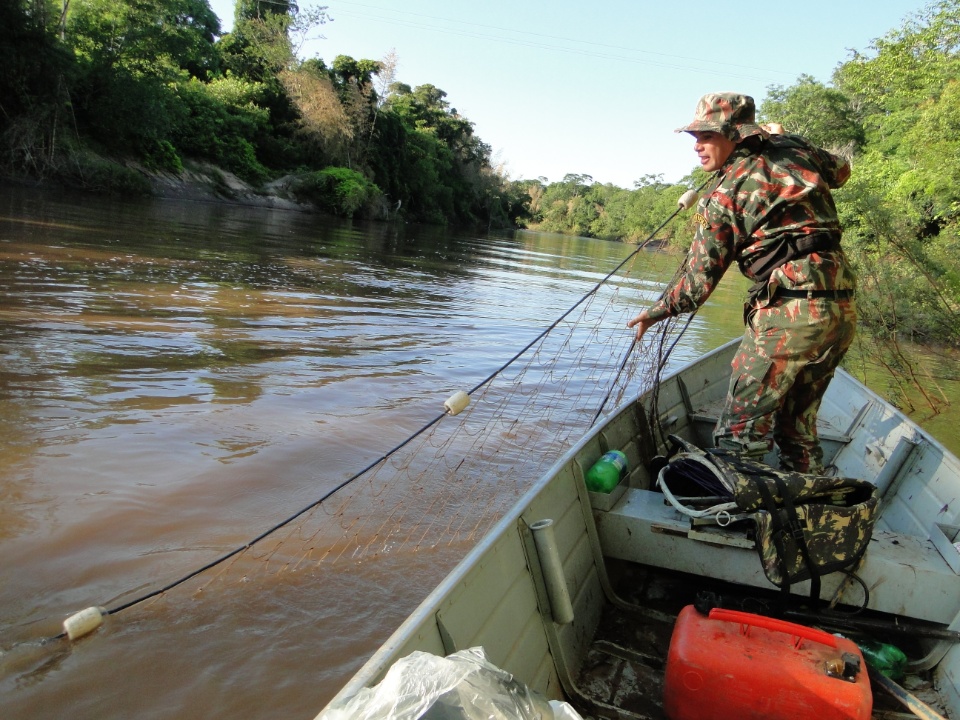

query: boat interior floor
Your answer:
[572,561,948,720]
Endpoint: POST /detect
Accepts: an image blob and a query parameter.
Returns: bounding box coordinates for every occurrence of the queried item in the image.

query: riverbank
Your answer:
[143,160,313,211]
[2,157,315,213]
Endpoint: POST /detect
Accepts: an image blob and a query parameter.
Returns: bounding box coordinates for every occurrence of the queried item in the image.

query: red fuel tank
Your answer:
[663,605,872,720]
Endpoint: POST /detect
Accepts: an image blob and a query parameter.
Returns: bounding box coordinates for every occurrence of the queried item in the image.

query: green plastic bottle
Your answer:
[858,638,908,680]
[586,450,628,493]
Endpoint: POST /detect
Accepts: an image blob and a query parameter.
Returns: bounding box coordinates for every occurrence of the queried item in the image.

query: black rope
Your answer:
[590,179,712,424]
[591,337,636,426]
[47,181,709,642]
[42,409,454,642]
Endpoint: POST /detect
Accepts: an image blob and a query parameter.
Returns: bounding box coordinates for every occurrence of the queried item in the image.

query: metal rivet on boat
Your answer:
[444,391,470,416]
[63,607,106,641]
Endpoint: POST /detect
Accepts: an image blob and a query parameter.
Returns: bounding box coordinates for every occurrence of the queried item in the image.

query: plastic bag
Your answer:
[318,646,583,720]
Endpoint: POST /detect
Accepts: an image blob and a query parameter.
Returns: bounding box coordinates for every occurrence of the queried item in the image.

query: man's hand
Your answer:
[762,122,784,135]
[627,310,659,341]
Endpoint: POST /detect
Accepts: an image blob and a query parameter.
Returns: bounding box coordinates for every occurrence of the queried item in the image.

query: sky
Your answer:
[207,0,934,188]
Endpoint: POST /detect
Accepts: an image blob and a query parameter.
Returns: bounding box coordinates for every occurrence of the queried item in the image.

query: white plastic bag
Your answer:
[318,646,583,720]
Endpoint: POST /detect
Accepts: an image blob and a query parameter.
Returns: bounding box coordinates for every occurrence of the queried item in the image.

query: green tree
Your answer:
[66,0,223,166]
[329,54,382,167]
[897,79,960,219]
[374,82,494,224]
[170,74,270,181]
[218,2,332,169]
[532,174,594,235]
[759,75,864,153]
[623,175,690,245]
[0,0,73,172]
[67,0,220,78]
[834,0,960,153]
[824,1,960,350]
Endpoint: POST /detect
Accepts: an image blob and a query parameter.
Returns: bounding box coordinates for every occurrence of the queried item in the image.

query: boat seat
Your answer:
[596,488,960,626]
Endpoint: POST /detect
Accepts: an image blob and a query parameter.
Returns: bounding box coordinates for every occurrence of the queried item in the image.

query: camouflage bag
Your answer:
[658,436,879,599]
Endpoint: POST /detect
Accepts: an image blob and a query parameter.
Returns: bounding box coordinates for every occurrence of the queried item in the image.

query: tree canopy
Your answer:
[0,0,525,227]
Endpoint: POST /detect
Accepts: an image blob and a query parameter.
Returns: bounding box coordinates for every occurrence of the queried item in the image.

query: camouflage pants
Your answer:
[713,295,857,473]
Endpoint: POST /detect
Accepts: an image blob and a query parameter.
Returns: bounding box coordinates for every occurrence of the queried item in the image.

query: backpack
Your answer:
[657,435,879,601]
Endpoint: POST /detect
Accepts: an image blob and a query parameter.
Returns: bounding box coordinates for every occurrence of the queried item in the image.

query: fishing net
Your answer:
[50,207,702,640]
[222,250,685,579]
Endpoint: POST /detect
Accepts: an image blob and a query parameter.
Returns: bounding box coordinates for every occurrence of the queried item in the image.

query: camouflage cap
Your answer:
[675,92,769,142]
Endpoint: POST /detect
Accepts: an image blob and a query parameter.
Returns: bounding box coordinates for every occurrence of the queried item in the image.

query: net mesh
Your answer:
[205,250,686,585]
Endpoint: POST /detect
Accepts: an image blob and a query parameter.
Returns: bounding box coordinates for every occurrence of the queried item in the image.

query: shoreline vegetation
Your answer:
[2,0,959,414]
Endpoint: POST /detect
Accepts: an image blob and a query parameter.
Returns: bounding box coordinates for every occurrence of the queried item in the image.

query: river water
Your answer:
[0,185,956,720]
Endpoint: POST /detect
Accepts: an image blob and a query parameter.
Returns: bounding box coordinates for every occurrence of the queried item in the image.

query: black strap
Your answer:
[744,232,842,306]
[745,232,841,282]
[754,478,793,608]
[775,288,854,300]
[771,475,821,606]
[754,475,821,610]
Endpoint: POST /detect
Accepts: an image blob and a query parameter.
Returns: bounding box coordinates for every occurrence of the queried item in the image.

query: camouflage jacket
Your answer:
[647,134,856,322]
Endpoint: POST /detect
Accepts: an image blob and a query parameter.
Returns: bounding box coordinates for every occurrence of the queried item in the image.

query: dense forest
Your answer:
[0,0,530,226]
[1,0,959,370]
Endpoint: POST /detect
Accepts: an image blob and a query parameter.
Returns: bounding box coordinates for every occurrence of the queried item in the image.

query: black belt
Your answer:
[775,288,855,300]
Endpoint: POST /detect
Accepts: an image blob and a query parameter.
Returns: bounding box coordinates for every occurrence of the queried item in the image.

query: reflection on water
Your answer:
[844,341,960,454]
[0,184,956,720]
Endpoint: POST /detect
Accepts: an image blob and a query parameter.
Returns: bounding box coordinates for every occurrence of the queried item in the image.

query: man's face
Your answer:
[690,131,737,172]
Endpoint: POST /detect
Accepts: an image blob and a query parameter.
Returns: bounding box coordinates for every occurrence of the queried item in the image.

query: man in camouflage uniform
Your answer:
[628,92,857,474]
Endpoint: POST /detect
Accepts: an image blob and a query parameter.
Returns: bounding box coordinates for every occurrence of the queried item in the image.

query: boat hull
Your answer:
[318,339,960,719]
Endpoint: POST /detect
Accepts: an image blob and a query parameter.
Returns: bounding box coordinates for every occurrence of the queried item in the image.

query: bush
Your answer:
[218,136,269,185]
[60,151,152,196]
[143,139,183,173]
[170,76,269,183]
[292,166,383,217]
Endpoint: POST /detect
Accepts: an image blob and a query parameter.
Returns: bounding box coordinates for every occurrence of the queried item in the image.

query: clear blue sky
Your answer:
[208,0,933,188]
